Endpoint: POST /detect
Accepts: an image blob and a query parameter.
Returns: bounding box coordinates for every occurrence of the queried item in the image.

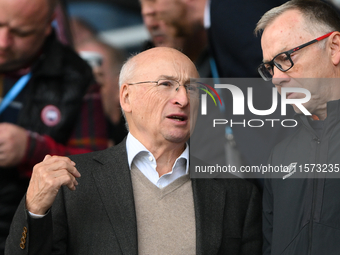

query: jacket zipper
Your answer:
[308,137,321,255]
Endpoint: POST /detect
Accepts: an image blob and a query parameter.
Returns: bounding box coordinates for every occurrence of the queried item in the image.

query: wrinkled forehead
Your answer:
[261,10,312,59]
[132,50,199,82]
[265,11,302,37]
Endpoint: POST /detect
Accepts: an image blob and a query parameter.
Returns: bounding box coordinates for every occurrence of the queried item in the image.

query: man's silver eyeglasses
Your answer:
[127,79,199,94]
[258,31,334,81]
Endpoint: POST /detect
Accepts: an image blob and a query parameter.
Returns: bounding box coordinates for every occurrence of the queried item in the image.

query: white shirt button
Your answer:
[148,156,153,161]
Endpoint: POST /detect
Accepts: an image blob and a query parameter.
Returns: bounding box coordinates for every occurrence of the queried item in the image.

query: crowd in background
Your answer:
[2,0,340,254]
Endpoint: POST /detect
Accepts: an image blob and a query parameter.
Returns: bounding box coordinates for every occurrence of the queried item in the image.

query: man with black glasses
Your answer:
[255,0,340,254]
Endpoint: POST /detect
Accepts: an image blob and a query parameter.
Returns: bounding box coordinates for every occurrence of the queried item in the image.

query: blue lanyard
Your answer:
[209,57,220,83]
[0,72,32,115]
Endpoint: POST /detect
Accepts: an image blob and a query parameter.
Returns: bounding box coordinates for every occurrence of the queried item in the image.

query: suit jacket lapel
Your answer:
[192,178,226,255]
[91,141,138,255]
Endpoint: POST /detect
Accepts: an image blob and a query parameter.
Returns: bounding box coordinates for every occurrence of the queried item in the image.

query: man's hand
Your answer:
[0,123,28,167]
[26,155,81,215]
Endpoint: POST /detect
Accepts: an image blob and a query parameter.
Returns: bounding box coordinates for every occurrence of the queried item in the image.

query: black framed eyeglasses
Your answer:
[258,31,334,81]
[127,79,199,94]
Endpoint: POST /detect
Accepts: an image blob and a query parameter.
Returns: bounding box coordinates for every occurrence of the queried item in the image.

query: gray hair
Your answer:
[118,53,138,88]
[255,0,340,41]
[118,53,139,130]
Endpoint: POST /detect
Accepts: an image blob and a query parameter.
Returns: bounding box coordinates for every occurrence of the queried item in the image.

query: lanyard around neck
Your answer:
[0,72,31,115]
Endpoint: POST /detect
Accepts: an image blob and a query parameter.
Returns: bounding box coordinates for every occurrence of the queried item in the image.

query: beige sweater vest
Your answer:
[130,164,196,255]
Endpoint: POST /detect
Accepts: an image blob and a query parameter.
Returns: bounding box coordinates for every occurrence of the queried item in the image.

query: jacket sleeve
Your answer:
[5,197,54,255]
[18,86,108,177]
[240,183,262,255]
[5,185,70,255]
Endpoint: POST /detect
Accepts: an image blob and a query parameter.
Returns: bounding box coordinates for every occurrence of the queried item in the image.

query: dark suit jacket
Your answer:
[5,141,261,255]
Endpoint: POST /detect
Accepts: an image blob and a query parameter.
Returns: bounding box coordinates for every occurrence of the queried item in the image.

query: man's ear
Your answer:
[329,32,340,66]
[44,11,56,37]
[120,83,132,113]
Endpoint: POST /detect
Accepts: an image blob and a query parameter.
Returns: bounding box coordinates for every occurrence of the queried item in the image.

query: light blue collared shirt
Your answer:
[126,133,189,188]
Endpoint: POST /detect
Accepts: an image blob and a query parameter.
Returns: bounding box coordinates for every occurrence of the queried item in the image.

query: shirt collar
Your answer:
[126,132,189,174]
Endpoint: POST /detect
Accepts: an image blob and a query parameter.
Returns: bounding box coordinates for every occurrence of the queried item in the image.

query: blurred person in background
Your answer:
[69,17,97,46]
[152,0,294,186]
[0,0,108,252]
[140,0,230,168]
[67,0,142,32]
[76,38,128,146]
[140,0,210,77]
[71,17,128,146]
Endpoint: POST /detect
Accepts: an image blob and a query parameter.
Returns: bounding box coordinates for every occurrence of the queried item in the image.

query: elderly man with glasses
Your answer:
[255,0,340,254]
[5,47,262,255]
